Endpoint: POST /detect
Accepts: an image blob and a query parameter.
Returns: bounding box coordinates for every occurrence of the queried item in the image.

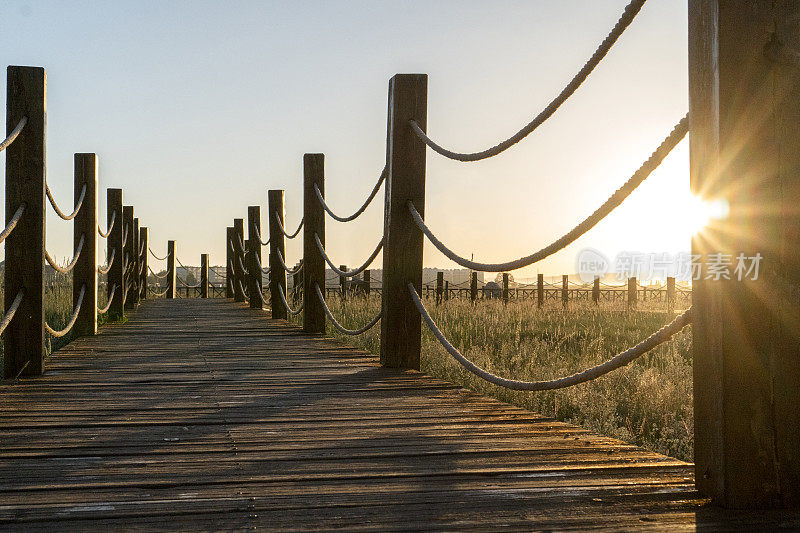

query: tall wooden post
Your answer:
[435,272,443,305]
[593,276,600,305]
[502,273,509,304]
[107,189,124,319]
[247,206,262,309]
[122,206,134,308]
[689,0,800,507]
[444,280,449,301]
[200,254,209,298]
[627,277,637,309]
[470,272,477,303]
[666,276,675,313]
[166,240,176,299]
[303,154,325,333]
[73,153,97,337]
[139,227,148,300]
[380,73,427,370]
[4,66,46,377]
[233,218,245,302]
[339,265,347,300]
[363,270,371,296]
[537,274,544,309]
[225,227,234,298]
[130,217,139,307]
[268,190,287,319]
[561,275,568,308]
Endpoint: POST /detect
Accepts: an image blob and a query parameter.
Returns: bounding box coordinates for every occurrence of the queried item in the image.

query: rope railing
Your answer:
[0,289,25,336]
[278,285,304,316]
[122,224,129,247]
[275,212,304,239]
[98,210,116,238]
[315,167,386,222]
[254,253,271,275]
[98,248,116,275]
[46,182,86,221]
[408,115,688,272]
[97,285,117,314]
[150,286,170,297]
[237,278,249,299]
[149,247,167,261]
[44,284,85,338]
[45,234,85,274]
[0,116,27,152]
[276,250,303,274]
[0,204,26,244]
[210,266,227,278]
[409,283,691,390]
[148,265,168,278]
[315,283,381,335]
[252,226,269,246]
[315,233,383,278]
[409,0,647,162]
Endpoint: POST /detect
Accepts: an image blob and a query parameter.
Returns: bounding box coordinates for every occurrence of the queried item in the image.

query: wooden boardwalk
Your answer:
[0,299,797,530]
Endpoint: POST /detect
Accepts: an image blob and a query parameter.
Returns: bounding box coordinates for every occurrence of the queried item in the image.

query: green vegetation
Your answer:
[291,294,693,462]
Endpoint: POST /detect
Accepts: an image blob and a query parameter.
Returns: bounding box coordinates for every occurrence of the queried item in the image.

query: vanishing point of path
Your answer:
[0,299,796,530]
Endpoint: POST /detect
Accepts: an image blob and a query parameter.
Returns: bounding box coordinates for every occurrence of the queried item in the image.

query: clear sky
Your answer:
[1,0,689,280]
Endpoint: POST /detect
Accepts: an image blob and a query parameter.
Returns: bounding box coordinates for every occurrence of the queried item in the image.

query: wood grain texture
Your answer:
[73,153,97,336]
[268,191,286,319]
[107,189,124,319]
[4,65,46,377]
[303,154,325,333]
[0,299,795,530]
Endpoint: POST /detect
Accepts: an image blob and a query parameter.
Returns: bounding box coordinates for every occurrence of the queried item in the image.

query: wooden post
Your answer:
[470,272,477,303]
[225,227,234,298]
[166,240,176,299]
[502,273,509,304]
[303,154,325,333]
[363,269,371,296]
[139,227,148,300]
[200,254,209,298]
[122,206,134,308]
[689,0,800,507]
[130,217,139,307]
[561,275,568,308]
[435,272,443,305]
[380,73,427,370]
[339,265,347,300]
[627,276,637,310]
[268,190,287,319]
[73,154,97,337]
[106,189,124,318]
[537,274,544,309]
[233,218,245,302]
[666,276,675,313]
[247,206,262,309]
[4,66,46,377]
[444,280,449,301]
[593,276,600,305]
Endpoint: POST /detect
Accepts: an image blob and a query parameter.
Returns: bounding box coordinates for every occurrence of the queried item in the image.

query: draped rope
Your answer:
[315,283,381,335]
[45,285,85,338]
[98,248,116,275]
[275,212,304,239]
[276,250,303,274]
[149,247,167,261]
[315,233,383,278]
[46,183,86,221]
[98,210,116,238]
[409,0,647,162]
[315,167,386,222]
[409,283,691,391]
[277,284,304,315]
[0,204,26,244]
[97,285,117,314]
[408,116,688,272]
[0,116,27,152]
[0,289,25,335]
[45,234,85,274]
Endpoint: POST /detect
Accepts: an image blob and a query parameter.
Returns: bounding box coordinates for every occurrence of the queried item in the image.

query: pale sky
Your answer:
[1,0,689,279]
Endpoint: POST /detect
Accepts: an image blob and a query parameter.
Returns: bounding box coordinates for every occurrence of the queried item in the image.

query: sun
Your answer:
[683,194,729,235]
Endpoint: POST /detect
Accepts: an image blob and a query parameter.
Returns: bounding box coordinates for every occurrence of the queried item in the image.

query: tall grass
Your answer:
[290,293,693,462]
